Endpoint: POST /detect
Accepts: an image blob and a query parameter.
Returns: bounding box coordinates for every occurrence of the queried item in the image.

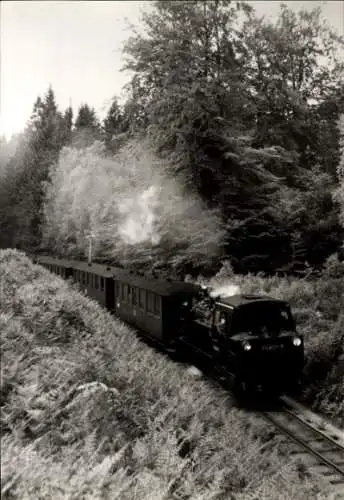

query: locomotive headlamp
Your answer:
[242,341,252,351]
[182,301,188,306]
[292,337,302,347]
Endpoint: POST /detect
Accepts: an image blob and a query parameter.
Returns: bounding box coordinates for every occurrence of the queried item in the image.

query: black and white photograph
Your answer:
[0,1,343,498]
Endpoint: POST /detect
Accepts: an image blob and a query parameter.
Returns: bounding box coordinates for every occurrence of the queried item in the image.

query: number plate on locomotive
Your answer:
[261,344,283,351]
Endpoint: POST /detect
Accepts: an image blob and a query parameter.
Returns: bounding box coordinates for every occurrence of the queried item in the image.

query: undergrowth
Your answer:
[0,249,332,499]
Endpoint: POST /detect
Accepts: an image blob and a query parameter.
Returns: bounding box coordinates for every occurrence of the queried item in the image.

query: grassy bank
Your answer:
[0,249,332,499]
[199,256,344,427]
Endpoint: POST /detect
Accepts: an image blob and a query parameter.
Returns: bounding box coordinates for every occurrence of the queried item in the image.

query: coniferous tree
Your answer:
[103,99,123,139]
[102,98,128,151]
[58,106,74,146]
[74,104,99,131]
[0,86,69,250]
[73,104,101,147]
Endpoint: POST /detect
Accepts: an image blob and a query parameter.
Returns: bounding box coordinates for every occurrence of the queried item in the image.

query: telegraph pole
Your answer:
[87,233,95,265]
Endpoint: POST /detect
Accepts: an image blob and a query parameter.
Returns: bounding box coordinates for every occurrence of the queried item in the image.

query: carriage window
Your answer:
[147,292,154,313]
[139,289,146,309]
[95,275,99,290]
[100,277,105,292]
[123,284,128,301]
[132,287,137,306]
[83,272,86,285]
[86,273,89,285]
[154,295,161,316]
[115,282,120,298]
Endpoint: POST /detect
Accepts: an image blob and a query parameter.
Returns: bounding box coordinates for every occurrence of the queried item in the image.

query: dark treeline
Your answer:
[0,1,343,275]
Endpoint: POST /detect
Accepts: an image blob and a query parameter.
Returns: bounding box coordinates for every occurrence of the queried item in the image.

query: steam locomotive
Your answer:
[34,255,305,396]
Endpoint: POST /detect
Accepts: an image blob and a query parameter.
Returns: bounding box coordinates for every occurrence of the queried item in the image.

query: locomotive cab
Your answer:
[183,293,304,395]
[210,295,304,394]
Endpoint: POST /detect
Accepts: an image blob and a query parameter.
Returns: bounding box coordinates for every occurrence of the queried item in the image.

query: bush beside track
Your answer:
[199,256,344,428]
[0,249,332,499]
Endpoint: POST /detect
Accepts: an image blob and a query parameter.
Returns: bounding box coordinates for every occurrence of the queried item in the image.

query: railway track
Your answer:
[262,395,344,497]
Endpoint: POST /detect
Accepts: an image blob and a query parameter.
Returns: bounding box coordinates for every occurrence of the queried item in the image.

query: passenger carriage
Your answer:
[35,256,74,279]
[113,273,199,350]
[70,261,123,310]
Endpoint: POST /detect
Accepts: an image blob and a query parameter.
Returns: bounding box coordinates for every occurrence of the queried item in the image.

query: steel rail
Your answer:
[262,407,344,482]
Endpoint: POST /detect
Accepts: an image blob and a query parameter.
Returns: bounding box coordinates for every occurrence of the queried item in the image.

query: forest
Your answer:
[0,0,343,277]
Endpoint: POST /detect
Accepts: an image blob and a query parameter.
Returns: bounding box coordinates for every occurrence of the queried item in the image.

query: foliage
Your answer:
[122,0,344,274]
[0,87,73,251]
[102,98,128,152]
[333,114,344,229]
[241,5,343,161]
[42,139,225,273]
[0,250,329,499]
[74,103,100,131]
[72,104,101,148]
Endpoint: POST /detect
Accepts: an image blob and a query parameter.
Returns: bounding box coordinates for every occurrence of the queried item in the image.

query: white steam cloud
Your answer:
[209,283,241,298]
[117,186,161,246]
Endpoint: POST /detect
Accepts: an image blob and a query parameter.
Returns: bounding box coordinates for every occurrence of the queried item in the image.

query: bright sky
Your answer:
[1,0,343,140]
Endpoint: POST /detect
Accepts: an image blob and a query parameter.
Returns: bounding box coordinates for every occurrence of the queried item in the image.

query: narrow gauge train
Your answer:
[35,255,305,396]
